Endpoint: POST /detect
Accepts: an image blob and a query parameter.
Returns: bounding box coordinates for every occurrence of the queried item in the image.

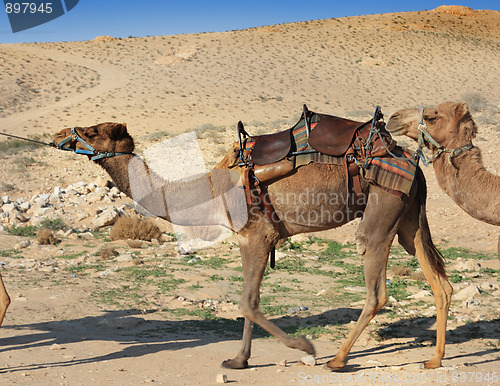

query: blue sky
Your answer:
[1,0,499,44]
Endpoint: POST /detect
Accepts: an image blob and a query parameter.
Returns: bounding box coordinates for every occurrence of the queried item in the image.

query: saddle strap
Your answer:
[343,150,363,199]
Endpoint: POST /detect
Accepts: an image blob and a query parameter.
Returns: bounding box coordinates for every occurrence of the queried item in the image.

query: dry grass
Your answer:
[99,247,119,260]
[36,228,56,245]
[110,215,162,241]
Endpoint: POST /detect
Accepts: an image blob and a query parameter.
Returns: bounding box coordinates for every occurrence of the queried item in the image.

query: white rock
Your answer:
[85,192,103,203]
[301,355,316,366]
[409,290,432,300]
[2,203,16,213]
[95,187,109,196]
[34,207,54,217]
[480,281,499,291]
[15,240,31,250]
[1,195,10,204]
[455,285,481,301]
[116,254,134,262]
[19,201,31,212]
[109,187,121,197]
[92,207,120,229]
[453,260,481,272]
[216,374,228,383]
[34,195,49,208]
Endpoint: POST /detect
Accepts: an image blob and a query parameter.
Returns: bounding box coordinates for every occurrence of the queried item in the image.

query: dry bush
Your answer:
[36,228,56,245]
[410,271,427,281]
[389,265,411,277]
[110,215,162,241]
[99,248,119,260]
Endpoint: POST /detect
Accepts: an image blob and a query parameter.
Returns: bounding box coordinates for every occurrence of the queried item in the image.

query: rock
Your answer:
[1,195,10,204]
[480,281,499,291]
[33,207,54,217]
[53,186,63,196]
[159,233,175,243]
[49,343,63,350]
[15,240,31,249]
[464,298,481,308]
[301,355,316,366]
[455,285,481,301]
[15,211,29,223]
[18,201,31,212]
[85,192,104,203]
[216,374,228,383]
[109,187,121,197]
[76,212,89,221]
[116,254,134,262]
[92,207,120,229]
[277,359,288,367]
[95,187,109,196]
[316,289,327,296]
[96,177,110,188]
[127,239,143,248]
[2,203,16,213]
[453,260,481,272]
[409,290,432,300]
[34,195,49,208]
[72,181,90,194]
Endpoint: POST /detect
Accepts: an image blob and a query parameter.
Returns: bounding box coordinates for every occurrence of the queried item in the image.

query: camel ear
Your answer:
[110,123,128,139]
[454,102,469,120]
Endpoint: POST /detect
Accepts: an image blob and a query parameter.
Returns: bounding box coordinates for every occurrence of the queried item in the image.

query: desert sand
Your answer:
[0,6,499,385]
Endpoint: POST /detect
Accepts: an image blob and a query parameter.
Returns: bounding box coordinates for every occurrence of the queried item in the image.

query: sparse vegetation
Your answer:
[110,215,162,241]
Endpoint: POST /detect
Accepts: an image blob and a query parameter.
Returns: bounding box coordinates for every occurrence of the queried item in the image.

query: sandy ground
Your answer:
[0,5,499,385]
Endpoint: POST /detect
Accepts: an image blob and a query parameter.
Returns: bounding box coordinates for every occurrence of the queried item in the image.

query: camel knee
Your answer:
[355,232,367,256]
[239,300,259,320]
[364,294,386,316]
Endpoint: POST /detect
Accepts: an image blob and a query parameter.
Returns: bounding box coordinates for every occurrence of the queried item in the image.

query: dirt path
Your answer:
[0,45,128,136]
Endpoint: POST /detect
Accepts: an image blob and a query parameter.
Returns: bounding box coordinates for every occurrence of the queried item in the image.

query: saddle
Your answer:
[233,105,397,269]
[239,105,395,167]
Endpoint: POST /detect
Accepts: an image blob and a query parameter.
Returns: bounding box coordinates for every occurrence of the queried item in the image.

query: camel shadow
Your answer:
[1,308,498,373]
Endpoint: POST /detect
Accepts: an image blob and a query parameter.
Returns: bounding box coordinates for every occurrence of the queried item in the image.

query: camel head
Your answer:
[386,102,477,149]
[54,122,135,161]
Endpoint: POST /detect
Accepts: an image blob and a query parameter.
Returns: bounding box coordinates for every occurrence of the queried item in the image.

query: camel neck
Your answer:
[96,153,237,228]
[432,146,500,226]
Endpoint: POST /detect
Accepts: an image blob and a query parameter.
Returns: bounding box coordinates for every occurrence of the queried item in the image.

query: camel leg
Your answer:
[397,203,452,369]
[0,273,10,327]
[327,189,404,370]
[222,232,314,369]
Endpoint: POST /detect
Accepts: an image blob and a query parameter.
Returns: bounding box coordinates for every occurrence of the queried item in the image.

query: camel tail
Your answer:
[416,166,447,278]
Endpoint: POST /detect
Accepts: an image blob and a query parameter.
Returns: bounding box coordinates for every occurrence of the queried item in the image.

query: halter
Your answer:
[57,127,132,161]
[416,107,473,166]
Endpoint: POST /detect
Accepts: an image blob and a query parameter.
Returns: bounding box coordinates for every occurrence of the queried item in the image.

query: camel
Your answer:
[21,120,451,370]
[386,102,500,256]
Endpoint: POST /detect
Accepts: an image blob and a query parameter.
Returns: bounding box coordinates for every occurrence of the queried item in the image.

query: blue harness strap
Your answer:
[57,127,131,161]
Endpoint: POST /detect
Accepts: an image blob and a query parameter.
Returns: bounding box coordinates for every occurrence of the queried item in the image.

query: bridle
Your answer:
[56,127,132,161]
[416,107,473,166]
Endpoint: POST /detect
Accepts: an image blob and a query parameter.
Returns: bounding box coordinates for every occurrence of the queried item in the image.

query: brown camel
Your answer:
[39,121,451,370]
[386,102,500,256]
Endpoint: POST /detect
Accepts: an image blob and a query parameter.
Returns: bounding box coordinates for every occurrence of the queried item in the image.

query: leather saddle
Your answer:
[241,105,391,166]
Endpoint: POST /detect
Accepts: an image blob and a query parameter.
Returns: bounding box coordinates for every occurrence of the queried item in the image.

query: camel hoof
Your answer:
[423,359,442,369]
[221,358,248,369]
[296,335,316,356]
[326,358,345,371]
